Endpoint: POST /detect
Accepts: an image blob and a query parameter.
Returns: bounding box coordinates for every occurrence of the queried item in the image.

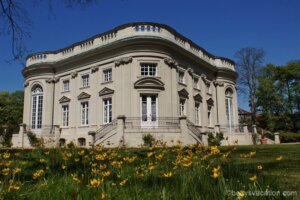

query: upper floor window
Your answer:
[193,77,199,89]
[140,63,157,76]
[62,80,70,92]
[103,69,112,82]
[195,102,200,125]
[81,102,89,126]
[178,71,185,84]
[31,85,43,129]
[208,105,212,127]
[81,74,89,88]
[207,84,211,94]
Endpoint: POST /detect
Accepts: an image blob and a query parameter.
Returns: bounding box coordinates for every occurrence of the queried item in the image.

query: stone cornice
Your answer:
[114,57,133,67]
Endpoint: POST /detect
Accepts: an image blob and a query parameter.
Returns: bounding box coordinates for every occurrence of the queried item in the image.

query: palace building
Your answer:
[12,22,254,148]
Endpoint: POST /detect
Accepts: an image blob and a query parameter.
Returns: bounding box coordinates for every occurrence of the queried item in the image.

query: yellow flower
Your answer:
[33,169,44,180]
[0,180,3,185]
[147,152,154,157]
[13,167,22,174]
[39,159,45,163]
[100,192,106,200]
[162,172,172,178]
[102,171,111,177]
[211,166,221,179]
[78,149,85,156]
[111,182,116,187]
[276,155,283,161]
[71,174,81,184]
[8,181,21,192]
[100,164,107,170]
[249,175,257,182]
[74,158,80,162]
[90,178,103,187]
[119,179,127,186]
[2,168,10,176]
[237,191,246,199]
[257,165,263,170]
[210,146,220,155]
[61,165,66,170]
[3,152,10,159]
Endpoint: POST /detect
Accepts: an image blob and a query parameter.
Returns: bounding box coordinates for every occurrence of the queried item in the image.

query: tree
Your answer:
[0,0,96,62]
[235,47,265,124]
[0,90,24,146]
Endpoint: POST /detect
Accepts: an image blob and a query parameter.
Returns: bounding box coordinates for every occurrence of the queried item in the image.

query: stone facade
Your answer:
[12,22,251,148]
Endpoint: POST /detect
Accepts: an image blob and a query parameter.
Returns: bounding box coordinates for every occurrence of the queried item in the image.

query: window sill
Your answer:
[79,125,89,128]
[178,82,187,86]
[101,81,113,85]
[80,86,90,89]
[61,90,70,94]
[137,76,161,79]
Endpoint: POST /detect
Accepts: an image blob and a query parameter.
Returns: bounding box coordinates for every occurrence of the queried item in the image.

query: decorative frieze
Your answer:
[164,57,178,68]
[115,57,133,67]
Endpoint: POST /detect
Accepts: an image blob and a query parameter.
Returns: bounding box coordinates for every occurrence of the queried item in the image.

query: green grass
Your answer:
[0,144,299,200]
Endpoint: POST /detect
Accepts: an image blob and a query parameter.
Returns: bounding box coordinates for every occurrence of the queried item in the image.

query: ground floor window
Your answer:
[195,102,200,125]
[141,95,157,127]
[81,102,89,126]
[179,99,186,116]
[78,138,86,147]
[103,98,112,124]
[62,105,69,127]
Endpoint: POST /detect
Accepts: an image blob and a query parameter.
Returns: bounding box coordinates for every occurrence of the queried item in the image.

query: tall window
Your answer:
[194,77,199,89]
[179,99,186,116]
[62,80,70,92]
[62,105,69,127]
[208,105,212,127]
[81,74,89,88]
[207,84,211,94]
[178,71,185,83]
[103,98,112,124]
[140,63,157,76]
[81,102,89,126]
[195,103,200,125]
[31,85,43,129]
[103,69,112,82]
[225,89,234,130]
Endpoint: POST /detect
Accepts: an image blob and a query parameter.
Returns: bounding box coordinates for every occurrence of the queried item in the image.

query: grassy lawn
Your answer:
[229,144,300,197]
[0,143,299,200]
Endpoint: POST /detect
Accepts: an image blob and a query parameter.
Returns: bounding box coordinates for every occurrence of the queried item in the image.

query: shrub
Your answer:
[280,132,300,143]
[67,141,76,148]
[142,133,155,147]
[207,132,224,146]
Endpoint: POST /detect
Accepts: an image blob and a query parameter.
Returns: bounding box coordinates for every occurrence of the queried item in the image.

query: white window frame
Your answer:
[103,98,112,124]
[31,86,43,129]
[103,68,112,82]
[208,105,212,127]
[225,89,234,132]
[140,63,157,76]
[193,77,199,89]
[195,102,200,125]
[81,74,89,88]
[81,102,89,126]
[179,98,186,116]
[62,79,70,92]
[178,70,185,84]
[62,105,69,127]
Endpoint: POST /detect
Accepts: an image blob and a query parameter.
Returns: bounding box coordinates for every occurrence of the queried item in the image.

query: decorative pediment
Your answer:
[134,77,165,90]
[207,97,214,105]
[59,96,71,103]
[194,93,202,102]
[178,88,189,99]
[99,87,114,96]
[77,92,91,100]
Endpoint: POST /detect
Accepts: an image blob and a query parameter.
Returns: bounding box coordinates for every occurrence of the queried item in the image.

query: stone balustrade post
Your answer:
[274,132,280,144]
[252,125,257,133]
[214,124,220,133]
[88,131,96,146]
[19,123,26,147]
[117,115,126,146]
[243,124,248,133]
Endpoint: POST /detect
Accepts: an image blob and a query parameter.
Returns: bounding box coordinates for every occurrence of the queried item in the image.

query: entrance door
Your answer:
[141,95,157,128]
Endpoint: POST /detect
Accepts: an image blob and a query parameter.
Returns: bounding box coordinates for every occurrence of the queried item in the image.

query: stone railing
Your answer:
[26,23,235,71]
[186,119,203,141]
[124,117,180,129]
[94,119,118,141]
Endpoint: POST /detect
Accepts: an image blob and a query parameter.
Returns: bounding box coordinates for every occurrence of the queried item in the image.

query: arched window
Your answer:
[225,88,234,132]
[31,85,43,129]
[59,138,66,147]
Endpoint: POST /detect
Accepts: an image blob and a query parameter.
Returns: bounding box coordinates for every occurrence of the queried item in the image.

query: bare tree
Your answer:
[235,47,265,123]
[0,0,96,63]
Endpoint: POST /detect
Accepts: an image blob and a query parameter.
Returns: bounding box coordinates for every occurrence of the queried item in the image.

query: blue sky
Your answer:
[0,0,299,110]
